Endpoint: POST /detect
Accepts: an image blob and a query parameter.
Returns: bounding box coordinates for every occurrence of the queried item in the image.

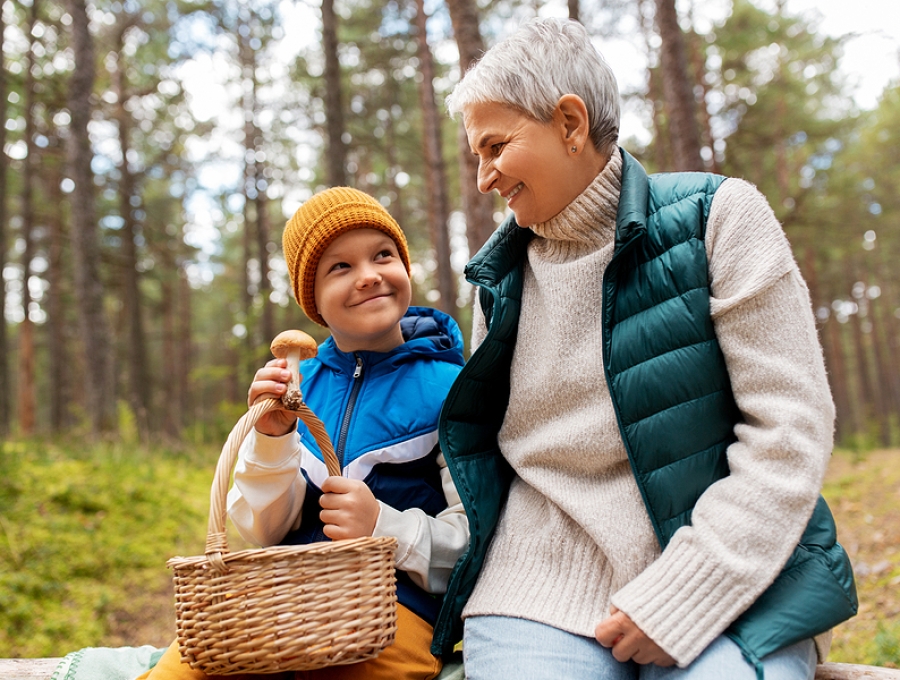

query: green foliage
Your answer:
[0,438,218,656]
[873,622,900,667]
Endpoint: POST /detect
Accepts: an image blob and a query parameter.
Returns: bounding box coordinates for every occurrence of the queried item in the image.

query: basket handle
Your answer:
[204,397,340,567]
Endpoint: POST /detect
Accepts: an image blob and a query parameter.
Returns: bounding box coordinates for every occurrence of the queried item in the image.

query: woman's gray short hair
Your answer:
[446,17,620,155]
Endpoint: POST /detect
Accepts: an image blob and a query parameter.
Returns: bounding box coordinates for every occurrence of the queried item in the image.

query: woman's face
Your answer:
[464,101,587,227]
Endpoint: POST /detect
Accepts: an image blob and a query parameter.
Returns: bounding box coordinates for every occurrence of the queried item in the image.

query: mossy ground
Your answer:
[1,441,897,667]
[822,448,900,667]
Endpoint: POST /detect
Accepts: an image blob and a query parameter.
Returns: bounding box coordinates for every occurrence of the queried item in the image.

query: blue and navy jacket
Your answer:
[279,306,465,625]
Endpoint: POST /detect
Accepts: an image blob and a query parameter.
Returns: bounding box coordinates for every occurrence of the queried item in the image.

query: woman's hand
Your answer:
[248,358,298,436]
[595,607,676,667]
[319,477,380,540]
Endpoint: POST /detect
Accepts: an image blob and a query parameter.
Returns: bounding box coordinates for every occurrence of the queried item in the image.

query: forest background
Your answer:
[1,0,899,666]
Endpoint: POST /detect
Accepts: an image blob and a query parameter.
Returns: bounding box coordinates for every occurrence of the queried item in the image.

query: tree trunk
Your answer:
[241,189,254,378]
[160,228,192,440]
[321,0,347,186]
[177,247,192,433]
[638,0,670,172]
[0,1,9,437]
[654,0,703,171]
[256,187,274,347]
[238,13,258,380]
[825,315,855,444]
[446,0,496,255]
[686,27,719,173]
[414,0,457,317]
[872,250,900,439]
[867,294,894,446]
[66,0,117,434]
[113,40,151,438]
[18,0,39,435]
[16,320,35,433]
[568,0,580,23]
[46,146,69,432]
[235,12,274,369]
[848,298,876,442]
[383,76,406,226]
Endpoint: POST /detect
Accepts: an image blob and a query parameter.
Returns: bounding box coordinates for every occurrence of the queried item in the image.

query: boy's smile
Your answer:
[314,228,412,353]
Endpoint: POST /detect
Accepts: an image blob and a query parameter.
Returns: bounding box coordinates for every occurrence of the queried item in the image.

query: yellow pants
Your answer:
[136,604,442,680]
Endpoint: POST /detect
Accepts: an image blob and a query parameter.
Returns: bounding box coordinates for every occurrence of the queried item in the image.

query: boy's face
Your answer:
[314,228,411,353]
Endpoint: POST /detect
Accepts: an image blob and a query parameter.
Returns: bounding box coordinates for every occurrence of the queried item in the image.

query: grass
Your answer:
[821,448,900,667]
[0,437,220,657]
[0,439,897,667]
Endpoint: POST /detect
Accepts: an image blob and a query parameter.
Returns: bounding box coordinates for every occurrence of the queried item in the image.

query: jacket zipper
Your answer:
[313,354,364,544]
[335,354,364,471]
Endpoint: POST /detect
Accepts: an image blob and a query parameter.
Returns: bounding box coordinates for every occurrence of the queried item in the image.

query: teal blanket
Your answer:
[51,646,165,680]
[50,646,464,680]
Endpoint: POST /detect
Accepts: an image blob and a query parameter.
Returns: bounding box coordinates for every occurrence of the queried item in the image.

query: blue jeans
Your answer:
[463,616,816,680]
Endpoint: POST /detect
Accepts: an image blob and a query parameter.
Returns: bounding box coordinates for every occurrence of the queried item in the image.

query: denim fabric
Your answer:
[463,616,816,680]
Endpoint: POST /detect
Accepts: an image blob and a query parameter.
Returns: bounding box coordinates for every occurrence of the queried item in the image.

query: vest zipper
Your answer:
[335,354,364,471]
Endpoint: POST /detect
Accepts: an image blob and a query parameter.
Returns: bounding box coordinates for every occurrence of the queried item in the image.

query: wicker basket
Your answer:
[168,398,398,675]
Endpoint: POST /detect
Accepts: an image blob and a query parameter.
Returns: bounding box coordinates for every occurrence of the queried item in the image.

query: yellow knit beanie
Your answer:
[283,187,411,327]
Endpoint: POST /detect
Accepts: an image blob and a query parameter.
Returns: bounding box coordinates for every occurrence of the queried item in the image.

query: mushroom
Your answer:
[270,329,318,410]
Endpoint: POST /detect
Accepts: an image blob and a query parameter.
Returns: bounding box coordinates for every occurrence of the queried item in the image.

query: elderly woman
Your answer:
[429,17,856,680]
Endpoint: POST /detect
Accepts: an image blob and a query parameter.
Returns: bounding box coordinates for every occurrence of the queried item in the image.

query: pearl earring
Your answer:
[571,146,577,153]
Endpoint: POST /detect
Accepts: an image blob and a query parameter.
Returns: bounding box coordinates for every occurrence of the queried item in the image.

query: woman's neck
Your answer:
[530,149,623,249]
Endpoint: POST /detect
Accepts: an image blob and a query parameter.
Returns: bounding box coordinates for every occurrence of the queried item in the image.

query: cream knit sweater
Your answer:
[462,151,835,666]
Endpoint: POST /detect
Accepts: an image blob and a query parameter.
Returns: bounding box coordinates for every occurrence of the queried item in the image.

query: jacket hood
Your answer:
[314,306,465,375]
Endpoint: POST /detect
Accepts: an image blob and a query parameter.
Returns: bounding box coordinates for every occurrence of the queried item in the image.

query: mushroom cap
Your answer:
[270,329,318,361]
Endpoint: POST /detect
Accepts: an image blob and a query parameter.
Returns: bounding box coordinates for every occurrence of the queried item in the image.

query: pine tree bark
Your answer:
[0,2,9,437]
[18,0,39,435]
[177,247,192,434]
[848,297,876,441]
[446,0,496,255]
[237,13,272,373]
[321,0,347,186]
[46,145,69,432]
[568,0,580,23]
[113,30,151,438]
[160,229,192,439]
[414,0,457,317]
[654,0,703,171]
[66,0,117,434]
[256,186,274,346]
[639,0,670,172]
[824,316,854,444]
[867,295,894,446]
[872,250,900,436]
[686,27,719,173]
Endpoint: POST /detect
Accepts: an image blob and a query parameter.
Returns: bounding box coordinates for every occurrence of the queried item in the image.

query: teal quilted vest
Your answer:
[433,150,857,675]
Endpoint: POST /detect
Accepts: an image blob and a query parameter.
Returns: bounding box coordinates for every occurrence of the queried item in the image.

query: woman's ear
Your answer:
[555,94,591,154]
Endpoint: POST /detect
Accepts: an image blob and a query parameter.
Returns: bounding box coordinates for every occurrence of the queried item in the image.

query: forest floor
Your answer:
[819,448,900,666]
[1,444,898,666]
[103,448,900,667]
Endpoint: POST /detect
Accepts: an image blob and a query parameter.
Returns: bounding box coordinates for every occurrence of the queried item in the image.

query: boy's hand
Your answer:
[248,358,298,437]
[595,606,676,667]
[319,477,380,540]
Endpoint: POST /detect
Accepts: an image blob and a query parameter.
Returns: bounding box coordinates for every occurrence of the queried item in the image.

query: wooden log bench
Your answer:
[3,659,900,680]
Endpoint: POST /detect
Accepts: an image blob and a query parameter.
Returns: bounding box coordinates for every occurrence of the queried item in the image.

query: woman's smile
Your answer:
[464,101,593,226]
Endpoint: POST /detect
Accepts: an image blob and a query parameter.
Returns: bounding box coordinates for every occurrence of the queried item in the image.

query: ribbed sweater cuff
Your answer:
[610,535,757,666]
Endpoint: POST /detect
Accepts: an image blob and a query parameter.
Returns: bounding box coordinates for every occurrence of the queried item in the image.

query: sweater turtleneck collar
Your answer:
[529,148,622,254]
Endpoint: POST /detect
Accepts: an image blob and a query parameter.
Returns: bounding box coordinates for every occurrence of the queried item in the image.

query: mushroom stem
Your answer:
[269,330,318,411]
[282,350,303,409]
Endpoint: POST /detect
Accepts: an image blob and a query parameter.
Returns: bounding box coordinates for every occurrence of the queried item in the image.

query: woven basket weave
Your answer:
[168,398,398,675]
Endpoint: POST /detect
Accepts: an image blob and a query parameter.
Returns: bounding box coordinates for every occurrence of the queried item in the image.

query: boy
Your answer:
[141,187,468,680]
